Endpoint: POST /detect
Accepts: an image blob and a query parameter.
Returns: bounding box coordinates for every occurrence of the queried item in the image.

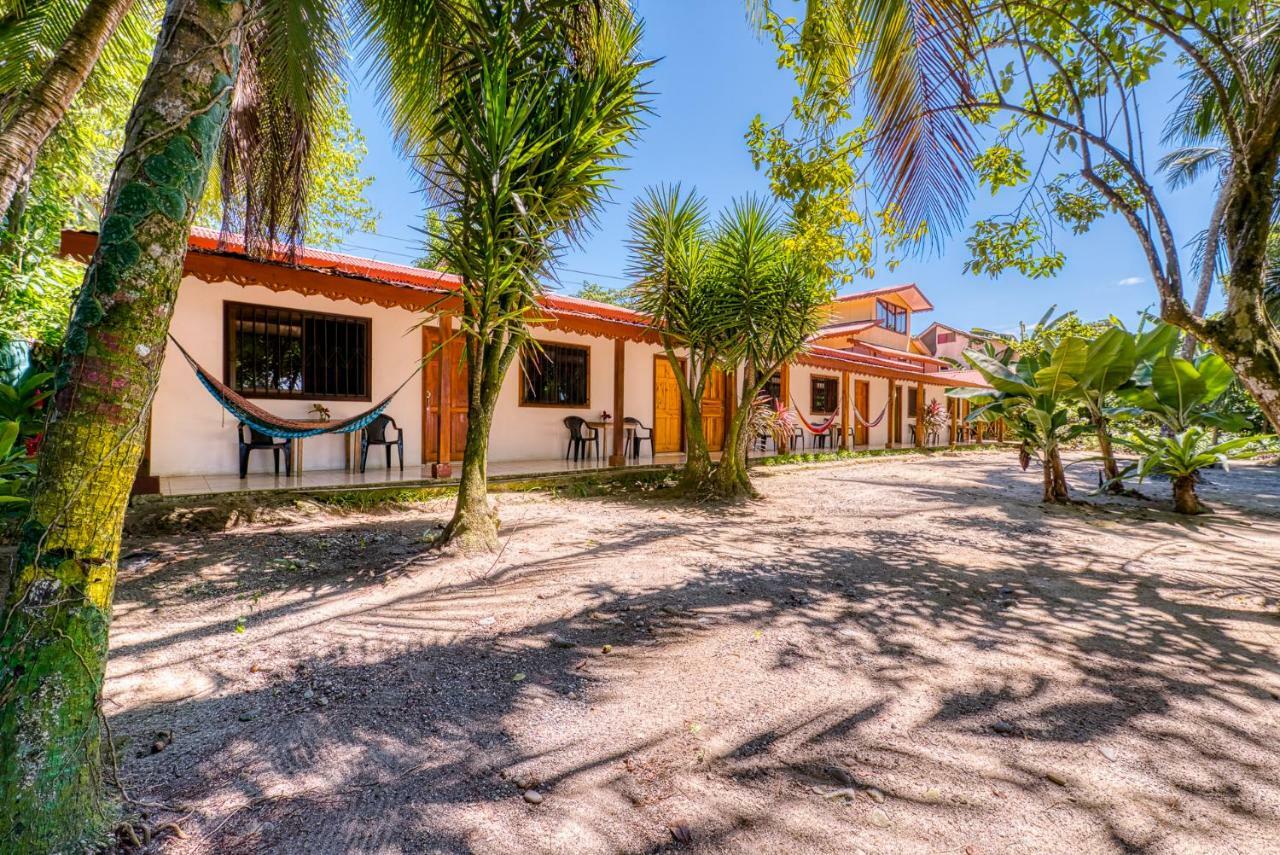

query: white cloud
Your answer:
[1116,276,1144,286]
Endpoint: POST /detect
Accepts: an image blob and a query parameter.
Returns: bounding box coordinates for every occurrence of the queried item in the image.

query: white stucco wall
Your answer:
[486,336,678,462]
[148,274,966,478]
[152,277,424,477]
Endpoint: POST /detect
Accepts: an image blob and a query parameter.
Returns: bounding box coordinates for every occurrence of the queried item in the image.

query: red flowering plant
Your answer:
[0,369,51,512]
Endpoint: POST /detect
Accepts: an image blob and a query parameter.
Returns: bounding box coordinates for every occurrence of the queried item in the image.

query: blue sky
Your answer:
[342,0,1217,336]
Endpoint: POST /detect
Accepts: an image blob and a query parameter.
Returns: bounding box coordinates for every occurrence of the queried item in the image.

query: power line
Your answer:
[329,232,633,284]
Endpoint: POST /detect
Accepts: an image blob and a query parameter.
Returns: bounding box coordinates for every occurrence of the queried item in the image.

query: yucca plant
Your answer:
[406,0,648,550]
[708,197,832,497]
[1122,427,1275,514]
[627,184,721,491]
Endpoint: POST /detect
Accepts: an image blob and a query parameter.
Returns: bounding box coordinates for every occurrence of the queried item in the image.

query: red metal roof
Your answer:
[852,339,949,366]
[812,319,878,338]
[61,229,983,388]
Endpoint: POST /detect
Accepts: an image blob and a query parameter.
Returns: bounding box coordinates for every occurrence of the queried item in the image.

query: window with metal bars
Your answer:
[520,342,589,406]
[810,376,838,413]
[224,302,371,400]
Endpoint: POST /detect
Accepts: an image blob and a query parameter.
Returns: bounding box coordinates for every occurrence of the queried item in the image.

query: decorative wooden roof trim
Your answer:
[59,230,659,344]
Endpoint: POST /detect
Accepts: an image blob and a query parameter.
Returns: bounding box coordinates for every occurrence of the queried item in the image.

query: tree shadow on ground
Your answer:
[107,456,1280,853]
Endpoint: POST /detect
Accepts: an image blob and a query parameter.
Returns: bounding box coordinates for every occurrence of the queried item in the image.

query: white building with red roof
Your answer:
[60,230,992,494]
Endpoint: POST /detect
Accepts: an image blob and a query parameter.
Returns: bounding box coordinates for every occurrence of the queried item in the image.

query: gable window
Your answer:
[810,376,838,414]
[936,330,956,344]
[225,302,370,400]
[521,341,589,406]
[876,299,908,334]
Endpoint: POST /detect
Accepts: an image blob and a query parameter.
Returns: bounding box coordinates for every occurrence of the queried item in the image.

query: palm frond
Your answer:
[1157,144,1226,190]
[217,0,347,253]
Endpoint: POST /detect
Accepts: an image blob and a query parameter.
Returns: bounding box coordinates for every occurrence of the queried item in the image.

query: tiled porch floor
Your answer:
[157,453,690,497]
[155,440,967,497]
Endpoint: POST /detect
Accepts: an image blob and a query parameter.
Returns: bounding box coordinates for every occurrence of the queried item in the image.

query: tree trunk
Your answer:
[443,402,500,552]
[1093,415,1123,494]
[711,365,763,498]
[1050,447,1069,500]
[679,412,712,492]
[1172,475,1203,514]
[1189,126,1280,432]
[1040,445,1069,503]
[1206,320,1280,434]
[0,2,242,848]
[441,332,515,554]
[713,397,755,498]
[669,353,712,493]
[1180,187,1227,359]
[0,0,137,217]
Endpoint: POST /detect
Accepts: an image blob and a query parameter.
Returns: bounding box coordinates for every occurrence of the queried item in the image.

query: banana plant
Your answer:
[1114,350,1247,434]
[956,336,1092,502]
[1065,327,1135,492]
[1120,427,1275,514]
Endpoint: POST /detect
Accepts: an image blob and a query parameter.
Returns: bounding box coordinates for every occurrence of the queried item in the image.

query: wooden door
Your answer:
[893,384,904,444]
[854,380,870,446]
[653,356,683,453]
[700,367,727,451]
[423,328,469,462]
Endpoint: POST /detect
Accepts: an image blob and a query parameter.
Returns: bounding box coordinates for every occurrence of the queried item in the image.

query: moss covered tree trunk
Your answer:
[0,1,242,847]
[442,330,520,553]
[1189,127,1280,433]
[712,365,762,498]
[666,351,711,493]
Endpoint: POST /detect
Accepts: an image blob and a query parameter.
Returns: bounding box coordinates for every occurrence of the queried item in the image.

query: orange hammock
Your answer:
[788,397,889,434]
[788,398,841,435]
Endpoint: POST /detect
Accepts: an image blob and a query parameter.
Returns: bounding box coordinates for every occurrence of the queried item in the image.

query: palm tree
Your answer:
[0,0,158,217]
[746,0,977,239]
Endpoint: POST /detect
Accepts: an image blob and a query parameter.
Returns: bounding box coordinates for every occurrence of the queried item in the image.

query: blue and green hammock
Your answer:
[167,335,421,440]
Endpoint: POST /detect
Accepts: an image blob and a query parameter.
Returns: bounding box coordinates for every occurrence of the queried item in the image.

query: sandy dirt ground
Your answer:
[104,451,1280,854]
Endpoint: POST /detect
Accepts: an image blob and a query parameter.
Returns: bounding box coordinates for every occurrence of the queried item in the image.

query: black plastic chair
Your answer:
[624,417,654,459]
[238,422,292,479]
[563,416,600,462]
[360,414,404,473]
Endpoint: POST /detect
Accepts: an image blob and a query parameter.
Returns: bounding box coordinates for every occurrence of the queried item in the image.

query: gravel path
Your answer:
[107,451,1280,854]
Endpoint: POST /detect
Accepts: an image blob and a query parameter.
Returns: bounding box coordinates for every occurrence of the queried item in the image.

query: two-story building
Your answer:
[60,230,990,496]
